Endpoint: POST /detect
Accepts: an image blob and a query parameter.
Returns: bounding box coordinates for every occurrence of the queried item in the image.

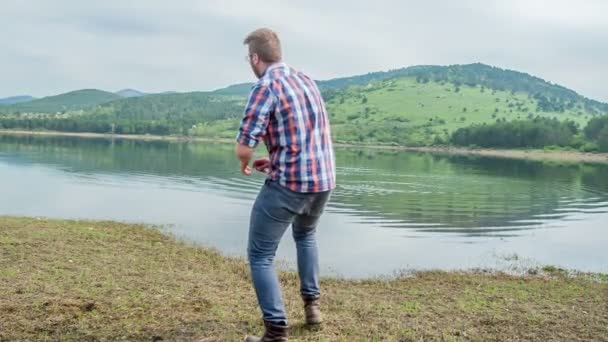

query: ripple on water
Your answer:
[331,167,608,237]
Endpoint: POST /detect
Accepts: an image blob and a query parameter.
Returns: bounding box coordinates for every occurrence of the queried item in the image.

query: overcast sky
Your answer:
[1,0,607,102]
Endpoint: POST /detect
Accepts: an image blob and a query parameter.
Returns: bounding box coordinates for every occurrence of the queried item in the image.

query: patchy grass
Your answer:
[1,217,607,341]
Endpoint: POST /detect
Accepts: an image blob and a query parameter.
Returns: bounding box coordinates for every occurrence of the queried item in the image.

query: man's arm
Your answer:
[235,84,275,175]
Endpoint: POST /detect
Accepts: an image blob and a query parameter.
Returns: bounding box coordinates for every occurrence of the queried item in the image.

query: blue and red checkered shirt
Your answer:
[236,63,336,193]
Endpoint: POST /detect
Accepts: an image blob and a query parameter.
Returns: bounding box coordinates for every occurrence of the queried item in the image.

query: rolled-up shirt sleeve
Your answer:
[236,84,276,148]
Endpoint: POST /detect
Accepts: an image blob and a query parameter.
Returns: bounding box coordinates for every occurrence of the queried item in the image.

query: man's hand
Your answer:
[252,157,270,173]
[235,143,255,176]
[240,160,252,176]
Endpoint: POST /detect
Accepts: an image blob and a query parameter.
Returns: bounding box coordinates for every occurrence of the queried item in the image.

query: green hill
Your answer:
[115,89,147,98]
[211,82,253,96]
[84,92,244,135]
[0,95,36,105]
[212,63,608,116]
[0,91,244,136]
[325,76,602,145]
[2,89,121,113]
[205,64,608,145]
[88,91,243,121]
[0,90,244,135]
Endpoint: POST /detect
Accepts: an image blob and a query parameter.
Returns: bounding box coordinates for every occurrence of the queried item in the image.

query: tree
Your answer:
[597,126,608,152]
[584,115,608,140]
[450,118,578,148]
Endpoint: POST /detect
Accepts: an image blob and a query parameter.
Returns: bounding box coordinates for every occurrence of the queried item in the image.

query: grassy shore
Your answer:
[1,217,607,341]
[1,129,608,164]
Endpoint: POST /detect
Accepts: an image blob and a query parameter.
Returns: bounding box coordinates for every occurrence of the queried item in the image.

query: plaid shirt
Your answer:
[236,63,336,193]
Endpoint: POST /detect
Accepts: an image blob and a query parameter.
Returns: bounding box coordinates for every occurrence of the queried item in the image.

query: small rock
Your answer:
[81,301,96,311]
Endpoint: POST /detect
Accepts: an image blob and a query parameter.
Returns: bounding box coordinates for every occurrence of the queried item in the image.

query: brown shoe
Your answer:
[304,297,322,325]
[245,321,288,342]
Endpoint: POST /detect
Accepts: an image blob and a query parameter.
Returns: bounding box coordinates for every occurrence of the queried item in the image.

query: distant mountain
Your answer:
[116,89,147,98]
[1,89,121,113]
[211,82,253,96]
[0,95,36,105]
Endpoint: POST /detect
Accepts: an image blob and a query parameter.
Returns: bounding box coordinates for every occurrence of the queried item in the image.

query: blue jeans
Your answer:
[248,180,331,325]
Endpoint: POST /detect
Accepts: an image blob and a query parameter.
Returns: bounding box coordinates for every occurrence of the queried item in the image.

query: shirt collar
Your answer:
[263,62,287,77]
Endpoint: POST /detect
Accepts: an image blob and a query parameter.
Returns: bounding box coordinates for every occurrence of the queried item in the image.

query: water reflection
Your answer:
[1,134,607,239]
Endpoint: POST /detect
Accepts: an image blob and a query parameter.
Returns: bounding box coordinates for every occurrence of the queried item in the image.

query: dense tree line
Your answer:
[584,115,608,152]
[86,92,243,122]
[450,117,579,148]
[0,117,174,135]
[0,92,243,136]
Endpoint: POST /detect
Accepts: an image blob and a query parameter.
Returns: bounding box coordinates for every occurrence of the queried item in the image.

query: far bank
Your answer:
[1,129,607,164]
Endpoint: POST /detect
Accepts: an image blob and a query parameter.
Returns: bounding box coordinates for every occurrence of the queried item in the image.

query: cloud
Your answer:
[0,0,606,102]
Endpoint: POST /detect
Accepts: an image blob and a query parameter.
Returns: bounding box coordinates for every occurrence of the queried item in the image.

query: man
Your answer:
[235,28,336,342]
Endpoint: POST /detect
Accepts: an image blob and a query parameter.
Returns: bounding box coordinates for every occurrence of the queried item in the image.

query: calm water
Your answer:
[1,134,607,277]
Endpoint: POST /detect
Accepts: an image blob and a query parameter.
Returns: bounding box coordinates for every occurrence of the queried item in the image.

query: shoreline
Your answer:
[1,129,607,164]
[2,216,607,340]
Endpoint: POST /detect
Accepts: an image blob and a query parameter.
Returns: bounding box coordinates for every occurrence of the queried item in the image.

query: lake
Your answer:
[1,134,607,277]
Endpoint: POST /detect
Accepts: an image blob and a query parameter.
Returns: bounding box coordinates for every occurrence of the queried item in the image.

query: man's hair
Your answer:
[243,28,282,63]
